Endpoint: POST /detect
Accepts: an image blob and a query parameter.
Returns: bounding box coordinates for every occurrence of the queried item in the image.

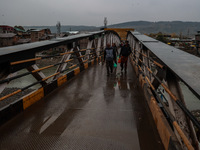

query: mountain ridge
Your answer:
[24,21,200,36]
[108,21,200,36]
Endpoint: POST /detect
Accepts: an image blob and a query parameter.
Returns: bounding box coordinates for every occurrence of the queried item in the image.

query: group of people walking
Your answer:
[104,41,131,76]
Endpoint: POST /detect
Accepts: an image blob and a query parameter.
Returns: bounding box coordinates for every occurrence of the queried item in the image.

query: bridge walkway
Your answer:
[0,62,164,150]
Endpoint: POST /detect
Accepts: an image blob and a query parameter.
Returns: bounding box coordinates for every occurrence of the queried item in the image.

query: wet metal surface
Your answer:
[130,31,200,99]
[0,31,103,56]
[0,62,164,150]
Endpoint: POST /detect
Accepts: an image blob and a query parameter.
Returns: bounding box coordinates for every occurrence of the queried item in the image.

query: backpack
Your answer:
[105,48,114,61]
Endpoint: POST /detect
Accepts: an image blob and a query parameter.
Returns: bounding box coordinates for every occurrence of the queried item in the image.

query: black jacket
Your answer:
[120,45,131,57]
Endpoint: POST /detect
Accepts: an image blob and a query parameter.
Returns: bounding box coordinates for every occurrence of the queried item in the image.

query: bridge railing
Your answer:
[0,30,120,125]
[128,31,200,150]
[0,48,103,101]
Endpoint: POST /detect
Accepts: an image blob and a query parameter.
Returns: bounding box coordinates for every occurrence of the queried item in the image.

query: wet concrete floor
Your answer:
[0,62,164,150]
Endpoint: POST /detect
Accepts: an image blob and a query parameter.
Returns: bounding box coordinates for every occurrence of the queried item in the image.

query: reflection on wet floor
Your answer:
[0,62,164,150]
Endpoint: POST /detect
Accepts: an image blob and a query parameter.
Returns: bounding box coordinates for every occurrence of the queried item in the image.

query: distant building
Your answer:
[195,31,200,41]
[0,33,17,47]
[29,28,52,42]
[66,31,79,35]
[195,31,200,53]
[14,26,25,36]
[169,38,180,42]
[59,31,79,37]
[0,25,14,33]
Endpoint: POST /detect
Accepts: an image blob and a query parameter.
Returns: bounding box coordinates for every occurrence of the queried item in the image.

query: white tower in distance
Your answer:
[56,21,61,37]
[104,17,107,28]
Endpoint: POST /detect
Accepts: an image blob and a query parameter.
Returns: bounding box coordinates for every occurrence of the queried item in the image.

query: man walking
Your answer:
[112,43,118,65]
[120,41,132,72]
[104,43,116,76]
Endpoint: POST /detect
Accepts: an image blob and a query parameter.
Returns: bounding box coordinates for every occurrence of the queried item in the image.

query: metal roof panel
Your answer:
[130,31,200,98]
[0,31,103,56]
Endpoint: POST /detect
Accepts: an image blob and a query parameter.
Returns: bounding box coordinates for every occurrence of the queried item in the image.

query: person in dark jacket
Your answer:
[120,41,132,72]
[112,43,118,63]
[104,43,116,76]
[119,41,124,48]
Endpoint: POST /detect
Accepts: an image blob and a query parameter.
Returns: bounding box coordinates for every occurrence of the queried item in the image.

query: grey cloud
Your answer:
[0,0,199,26]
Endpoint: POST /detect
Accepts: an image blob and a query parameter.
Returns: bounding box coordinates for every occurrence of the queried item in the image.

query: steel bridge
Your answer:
[0,28,200,150]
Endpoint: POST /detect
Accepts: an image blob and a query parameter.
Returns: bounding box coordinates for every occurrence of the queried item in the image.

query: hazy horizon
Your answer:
[1,20,198,27]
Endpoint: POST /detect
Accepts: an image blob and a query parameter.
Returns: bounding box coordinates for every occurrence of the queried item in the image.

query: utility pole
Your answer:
[104,17,107,28]
[56,21,61,37]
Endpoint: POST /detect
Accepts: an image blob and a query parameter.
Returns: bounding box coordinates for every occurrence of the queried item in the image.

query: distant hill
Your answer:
[108,21,200,36]
[23,21,200,37]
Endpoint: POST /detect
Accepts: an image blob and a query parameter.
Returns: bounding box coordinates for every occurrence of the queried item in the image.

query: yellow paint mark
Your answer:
[23,88,44,110]
[173,122,194,150]
[57,75,67,87]
[149,96,171,150]
[84,63,88,69]
[139,74,146,88]
[74,67,80,76]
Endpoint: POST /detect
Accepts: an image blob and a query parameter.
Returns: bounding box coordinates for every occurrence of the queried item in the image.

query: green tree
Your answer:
[156,32,168,43]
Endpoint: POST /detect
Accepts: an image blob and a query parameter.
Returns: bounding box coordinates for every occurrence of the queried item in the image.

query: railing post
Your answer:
[97,36,102,57]
[92,37,97,58]
[73,41,84,66]
[27,64,47,86]
[103,33,107,49]
[86,38,93,60]
[53,43,73,80]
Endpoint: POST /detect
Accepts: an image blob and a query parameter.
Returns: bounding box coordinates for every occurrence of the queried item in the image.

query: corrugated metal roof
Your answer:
[14,27,25,32]
[129,31,200,99]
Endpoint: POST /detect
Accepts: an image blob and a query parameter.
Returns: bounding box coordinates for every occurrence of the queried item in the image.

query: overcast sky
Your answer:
[0,0,200,26]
